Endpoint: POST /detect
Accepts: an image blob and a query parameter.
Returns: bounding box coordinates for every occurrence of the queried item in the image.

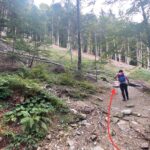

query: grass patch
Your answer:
[17,65,97,96]
[0,74,41,101]
[129,68,150,82]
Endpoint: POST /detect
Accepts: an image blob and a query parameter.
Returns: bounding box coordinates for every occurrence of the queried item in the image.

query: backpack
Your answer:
[118,74,126,83]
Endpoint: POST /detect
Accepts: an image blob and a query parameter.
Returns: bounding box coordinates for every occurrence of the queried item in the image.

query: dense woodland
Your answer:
[0,0,150,68]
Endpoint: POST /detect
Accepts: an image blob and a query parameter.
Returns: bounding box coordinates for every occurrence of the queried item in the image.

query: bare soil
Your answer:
[38,82,150,150]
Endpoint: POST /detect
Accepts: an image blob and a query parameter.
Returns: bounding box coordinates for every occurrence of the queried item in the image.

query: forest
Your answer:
[0,0,150,68]
[0,0,150,150]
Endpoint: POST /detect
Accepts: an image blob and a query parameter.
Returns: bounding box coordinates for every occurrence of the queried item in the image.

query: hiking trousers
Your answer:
[120,83,129,100]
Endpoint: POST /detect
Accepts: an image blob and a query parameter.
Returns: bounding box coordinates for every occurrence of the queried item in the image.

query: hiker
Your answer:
[115,70,129,101]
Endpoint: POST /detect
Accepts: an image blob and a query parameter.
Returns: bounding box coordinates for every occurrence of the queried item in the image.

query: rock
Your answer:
[52,66,65,73]
[101,77,108,82]
[132,112,141,117]
[94,96,103,101]
[67,139,75,150]
[114,113,124,118]
[91,146,104,150]
[111,129,116,136]
[105,117,108,122]
[121,109,132,115]
[117,120,130,132]
[90,134,98,141]
[68,126,73,131]
[70,124,78,128]
[70,109,78,115]
[46,134,51,140]
[140,142,149,149]
[0,137,3,142]
[44,145,49,150]
[125,104,135,108]
[67,139,74,146]
[81,106,94,114]
[79,113,87,120]
[137,113,141,117]
[112,117,119,123]
[76,131,81,135]
[59,131,65,136]
[131,121,138,125]
[80,120,91,126]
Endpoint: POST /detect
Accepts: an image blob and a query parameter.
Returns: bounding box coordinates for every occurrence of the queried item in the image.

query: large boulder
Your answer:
[51,65,65,73]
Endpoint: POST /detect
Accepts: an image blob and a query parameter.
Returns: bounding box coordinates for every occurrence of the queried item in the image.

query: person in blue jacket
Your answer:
[115,70,129,101]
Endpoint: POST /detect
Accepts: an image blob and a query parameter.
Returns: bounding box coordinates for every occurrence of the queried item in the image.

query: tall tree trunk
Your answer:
[147,47,150,69]
[136,40,139,66]
[76,0,81,71]
[94,47,98,82]
[57,31,59,46]
[99,44,102,57]
[139,0,150,49]
[67,21,73,63]
[126,38,130,64]
[139,41,143,67]
[51,0,55,45]
[106,37,109,58]
[12,27,16,67]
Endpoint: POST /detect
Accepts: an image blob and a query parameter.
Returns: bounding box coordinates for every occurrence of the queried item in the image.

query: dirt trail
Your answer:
[39,83,150,150]
[38,46,150,150]
[103,86,150,150]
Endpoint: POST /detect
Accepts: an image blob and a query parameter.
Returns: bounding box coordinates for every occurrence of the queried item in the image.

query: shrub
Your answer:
[4,92,68,149]
[5,96,54,134]
[0,87,12,100]
[58,73,76,86]
[6,133,39,150]
[17,67,31,78]
[14,39,31,52]
[0,75,41,100]
[17,65,50,82]
[29,65,50,81]
[0,78,12,100]
[77,81,96,94]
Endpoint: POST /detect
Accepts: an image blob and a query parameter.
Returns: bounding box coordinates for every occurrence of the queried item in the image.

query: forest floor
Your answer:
[0,42,149,150]
[37,46,150,150]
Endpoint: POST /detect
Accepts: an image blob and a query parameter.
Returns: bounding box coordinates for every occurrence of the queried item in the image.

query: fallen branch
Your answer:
[0,50,64,67]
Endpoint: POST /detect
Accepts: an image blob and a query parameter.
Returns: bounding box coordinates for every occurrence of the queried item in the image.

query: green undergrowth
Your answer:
[0,72,69,149]
[3,92,67,150]
[17,65,97,95]
[0,74,41,100]
[129,68,150,83]
[0,64,98,149]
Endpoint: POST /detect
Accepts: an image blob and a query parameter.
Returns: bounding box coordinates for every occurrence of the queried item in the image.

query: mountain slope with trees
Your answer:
[0,0,150,69]
[0,0,150,149]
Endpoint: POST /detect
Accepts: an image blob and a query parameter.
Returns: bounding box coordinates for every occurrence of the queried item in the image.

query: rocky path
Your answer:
[37,45,150,150]
[101,86,150,150]
[38,82,150,150]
